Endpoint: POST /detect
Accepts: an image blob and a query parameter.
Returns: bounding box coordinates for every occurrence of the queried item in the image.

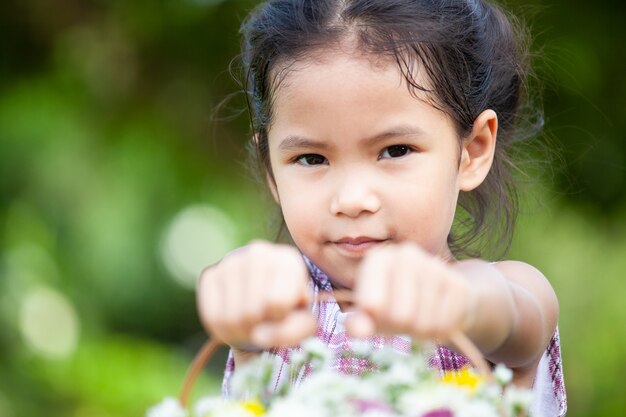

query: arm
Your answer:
[347,243,559,385]
[452,259,559,384]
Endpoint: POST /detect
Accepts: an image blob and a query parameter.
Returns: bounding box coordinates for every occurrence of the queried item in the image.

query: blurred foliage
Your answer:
[0,0,624,416]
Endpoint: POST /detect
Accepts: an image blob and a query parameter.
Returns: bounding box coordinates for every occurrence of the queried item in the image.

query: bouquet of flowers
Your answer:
[147,335,533,417]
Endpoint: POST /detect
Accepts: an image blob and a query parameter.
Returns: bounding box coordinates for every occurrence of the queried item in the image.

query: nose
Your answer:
[329,171,381,218]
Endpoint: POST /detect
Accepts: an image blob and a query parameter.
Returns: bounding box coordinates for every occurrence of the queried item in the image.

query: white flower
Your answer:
[267,397,325,417]
[396,384,467,416]
[494,363,514,385]
[294,371,361,403]
[479,382,503,401]
[457,400,500,417]
[194,397,224,416]
[370,346,397,369]
[210,403,261,417]
[301,337,328,356]
[149,337,532,417]
[504,385,533,414]
[230,354,275,399]
[146,397,188,417]
[301,337,333,368]
[362,410,399,417]
[385,361,418,385]
[350,339,373,357]
[289,349,307,367]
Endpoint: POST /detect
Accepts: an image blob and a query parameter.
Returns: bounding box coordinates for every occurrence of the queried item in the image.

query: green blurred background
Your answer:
[0,0,624,416]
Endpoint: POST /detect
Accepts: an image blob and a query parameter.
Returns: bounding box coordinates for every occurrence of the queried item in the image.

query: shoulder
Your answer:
[494,260,560,352]
[493,260,559,315]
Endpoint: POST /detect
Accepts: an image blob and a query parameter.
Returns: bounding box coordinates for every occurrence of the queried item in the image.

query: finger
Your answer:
[436,275,473,340]
[354,248,391,327]
[413,263,444,339]
[203,265,237,343]
[386,255,418,334]
[221,258,248,342]
[345,311,376,338]
[265,249,309,320]
[197,267,219,331]
[434,284,459,341]
[251,310,316,348]
[242,253,267,328]
[416,263,450,339]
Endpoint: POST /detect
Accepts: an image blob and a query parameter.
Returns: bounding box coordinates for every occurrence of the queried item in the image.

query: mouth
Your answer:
[331,236,388,256]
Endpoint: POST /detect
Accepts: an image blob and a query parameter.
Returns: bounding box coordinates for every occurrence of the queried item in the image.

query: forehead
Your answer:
[265,49,459,151]
[267,48,449,129]
[272,47,418,101]
[265,37,453,122]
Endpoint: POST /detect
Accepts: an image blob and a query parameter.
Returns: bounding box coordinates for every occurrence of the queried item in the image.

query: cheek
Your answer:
[275,183,321,233]
[394,178,459,246]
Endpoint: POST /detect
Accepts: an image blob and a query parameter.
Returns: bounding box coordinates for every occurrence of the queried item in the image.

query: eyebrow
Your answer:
[277,125,426,152]
[363,125,426,145]
[278,136,327,151]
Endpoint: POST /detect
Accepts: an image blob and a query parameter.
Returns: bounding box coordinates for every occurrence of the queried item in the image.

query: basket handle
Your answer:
[448,331,492,376]
[179,291,492,407]
[179,337,223,407]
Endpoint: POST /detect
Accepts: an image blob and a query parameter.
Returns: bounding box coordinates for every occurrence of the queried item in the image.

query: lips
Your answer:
[332,236,387,255]
[335,236,384,245]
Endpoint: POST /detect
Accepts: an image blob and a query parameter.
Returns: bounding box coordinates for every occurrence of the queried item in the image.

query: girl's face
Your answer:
[267,51,483,288]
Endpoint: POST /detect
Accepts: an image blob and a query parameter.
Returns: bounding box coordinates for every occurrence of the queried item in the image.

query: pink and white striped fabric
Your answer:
[222,257,567,417]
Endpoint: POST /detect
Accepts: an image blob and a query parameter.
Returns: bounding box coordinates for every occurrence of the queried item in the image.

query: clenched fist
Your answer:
[197,241,316,352]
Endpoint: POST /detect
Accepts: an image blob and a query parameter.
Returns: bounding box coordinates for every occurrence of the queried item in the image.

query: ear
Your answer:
[458,109,497,192]
[253,133,281,204]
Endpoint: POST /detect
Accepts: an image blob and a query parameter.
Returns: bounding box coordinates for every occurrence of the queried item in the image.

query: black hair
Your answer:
[239,0,539,258]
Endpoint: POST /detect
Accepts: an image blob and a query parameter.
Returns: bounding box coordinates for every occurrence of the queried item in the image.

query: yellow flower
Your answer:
[242,400,265,416]
[441,367,484,392]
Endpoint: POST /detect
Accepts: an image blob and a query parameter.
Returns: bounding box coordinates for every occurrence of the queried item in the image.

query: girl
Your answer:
[197,0,566,416]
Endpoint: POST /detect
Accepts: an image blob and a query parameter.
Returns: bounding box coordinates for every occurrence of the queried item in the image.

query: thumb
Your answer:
[345,311,376,338]
[251,310,316,348]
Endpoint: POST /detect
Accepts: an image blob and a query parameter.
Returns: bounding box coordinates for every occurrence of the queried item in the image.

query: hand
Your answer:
[346,242,478,343]
[197,241,316,350]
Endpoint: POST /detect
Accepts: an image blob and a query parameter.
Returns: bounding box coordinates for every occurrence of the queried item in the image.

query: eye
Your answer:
[380,145,412,159]
[296,154,327,166]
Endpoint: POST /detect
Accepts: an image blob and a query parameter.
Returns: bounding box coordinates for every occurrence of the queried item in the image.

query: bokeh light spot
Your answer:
[19,287,80,360]
[160,204,238,289]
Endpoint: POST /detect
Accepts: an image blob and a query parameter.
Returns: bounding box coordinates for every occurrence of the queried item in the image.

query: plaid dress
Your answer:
[222,257,567,417]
